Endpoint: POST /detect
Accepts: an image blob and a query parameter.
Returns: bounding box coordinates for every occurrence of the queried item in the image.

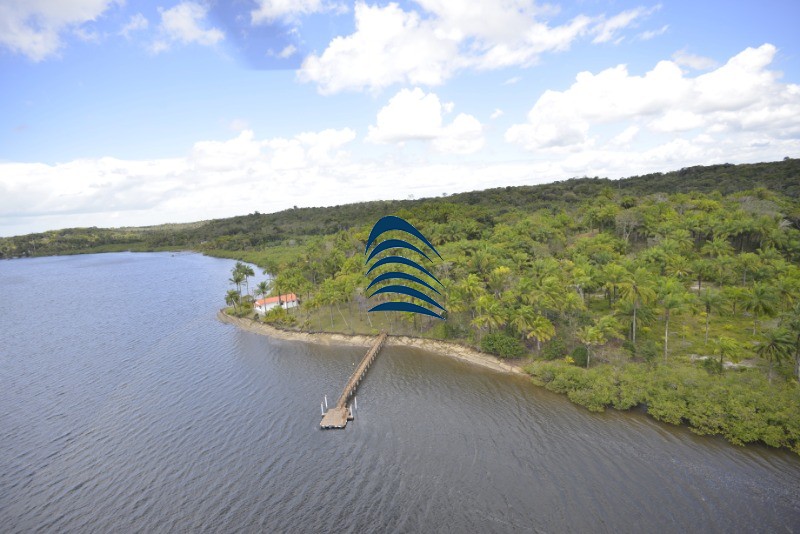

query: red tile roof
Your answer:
[255,293,298,306]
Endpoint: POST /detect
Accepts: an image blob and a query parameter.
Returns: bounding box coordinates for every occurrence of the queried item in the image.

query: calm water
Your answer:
[1,252,798,533]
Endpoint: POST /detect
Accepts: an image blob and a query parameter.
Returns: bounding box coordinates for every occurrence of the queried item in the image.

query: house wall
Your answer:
[256,302,278,314]
[256,300,298,314]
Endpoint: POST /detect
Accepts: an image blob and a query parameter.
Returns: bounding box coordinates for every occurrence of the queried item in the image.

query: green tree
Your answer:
[526,315,556,351]
[255,280,271,302]
[578,325,606,369]
[783,304,800,382]
[618,267,656,345]
[743,282,779,335]
[472,295,506,340]
[698,288,725,345]
[602,262,627,306]
[757,329,793,383]
[701,237,733,258]
[229,270,245,294]
[225,289,241,313]
[711,335,740,371]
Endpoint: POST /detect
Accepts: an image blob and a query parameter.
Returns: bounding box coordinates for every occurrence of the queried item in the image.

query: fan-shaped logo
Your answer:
[365,216,446,319]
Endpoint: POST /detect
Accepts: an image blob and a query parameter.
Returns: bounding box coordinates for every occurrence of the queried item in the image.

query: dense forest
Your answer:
[4,158,800,454]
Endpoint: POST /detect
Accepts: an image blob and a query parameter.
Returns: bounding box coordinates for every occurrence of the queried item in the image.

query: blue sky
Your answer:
[1,0,798,236]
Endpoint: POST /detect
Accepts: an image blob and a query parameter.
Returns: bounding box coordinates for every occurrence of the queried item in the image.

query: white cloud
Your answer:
[592,6,658,44]
[0,0,114,61]
[251,0,342,24]
[300,1,652,93]
[433,113,484,154]
[299,3,460,94]
[152,2,223,53]
[638,24,668,41]
[503,76,521,85]
[608,125,639,146]
[368,88,442,142]
[506,44,800,150]
[490,108,504,119]
[366,88,484,154]
[0,128,360,234]
[3,126,797,237]
[278,44,296,58]
[672,49,718,70]
[120,13,148,39]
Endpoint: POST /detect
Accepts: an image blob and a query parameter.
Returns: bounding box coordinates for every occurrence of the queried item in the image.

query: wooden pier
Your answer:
[320,331,388,429]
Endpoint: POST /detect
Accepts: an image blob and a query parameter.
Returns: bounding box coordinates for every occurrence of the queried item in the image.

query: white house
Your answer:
[255,293,299,314]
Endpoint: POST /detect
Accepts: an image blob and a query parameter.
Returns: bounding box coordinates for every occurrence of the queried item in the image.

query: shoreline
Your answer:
[216,310,526,377]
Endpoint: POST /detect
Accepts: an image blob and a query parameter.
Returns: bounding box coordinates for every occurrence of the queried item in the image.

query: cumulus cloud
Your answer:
[299,3,460,94]
[366,88,484,154]
[2,123,798,236]
[151,2,224,53]
[0,0,115,61]
[0,128,357,234]
[300,1,653,93]
[506,44,800,150]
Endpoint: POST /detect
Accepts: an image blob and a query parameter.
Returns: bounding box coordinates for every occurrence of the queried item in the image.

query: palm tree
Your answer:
[658,278,691,362]
[595,314,623,341]
[691,258,714,290]
[458,274,485,319]
[578,325,606,369]
[526,315,555,351]
[711,335,739,372]
[225,289,241,313]
[255,281,271,311]
[737,253,761,286]
[743,282,779,335]
[241,264,255,296]
[756,329,793,383]
[618,267,656,345]
[472,295,506,341]
[701,237,733,258]
[698,288,725,344]
[487,266,512,297]
[603,263,627,306]
[782,304,800,382]
[229,271,245,294]
[510,305,536,340]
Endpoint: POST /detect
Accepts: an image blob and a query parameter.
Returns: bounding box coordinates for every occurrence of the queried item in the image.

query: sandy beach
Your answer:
[216,310,526,376]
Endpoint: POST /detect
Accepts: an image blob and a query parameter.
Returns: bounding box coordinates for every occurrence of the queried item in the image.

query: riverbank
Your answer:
[217,310,800,456]
[216,310,526,376]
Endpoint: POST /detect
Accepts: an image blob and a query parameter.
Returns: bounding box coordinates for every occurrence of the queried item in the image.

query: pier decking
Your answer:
[320,331,387,429]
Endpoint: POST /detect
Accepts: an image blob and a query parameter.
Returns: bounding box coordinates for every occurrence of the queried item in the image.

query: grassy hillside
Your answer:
[2,158,799,260]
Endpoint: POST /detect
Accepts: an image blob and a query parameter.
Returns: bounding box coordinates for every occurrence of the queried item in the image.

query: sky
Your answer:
[0,0,798,236]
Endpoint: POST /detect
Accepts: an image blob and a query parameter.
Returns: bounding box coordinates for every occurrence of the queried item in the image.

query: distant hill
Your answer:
[2,157,798,259]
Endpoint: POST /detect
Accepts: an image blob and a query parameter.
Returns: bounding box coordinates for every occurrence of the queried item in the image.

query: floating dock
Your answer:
[320,331,387,429]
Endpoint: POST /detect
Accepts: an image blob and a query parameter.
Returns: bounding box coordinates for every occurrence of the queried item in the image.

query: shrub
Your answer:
[481,332,526,358]
[442,321,468,339]
[263,306,297,326]
[639,340,658,363]
[541,337,567,360]
[571,345,588,367]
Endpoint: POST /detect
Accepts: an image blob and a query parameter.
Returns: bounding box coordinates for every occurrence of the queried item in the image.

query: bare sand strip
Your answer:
[216,310,526,376]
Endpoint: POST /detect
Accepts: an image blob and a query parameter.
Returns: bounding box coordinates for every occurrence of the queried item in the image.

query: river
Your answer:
[1,252,798,532]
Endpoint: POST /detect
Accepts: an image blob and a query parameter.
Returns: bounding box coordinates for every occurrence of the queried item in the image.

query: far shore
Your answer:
[216,310,527,377]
